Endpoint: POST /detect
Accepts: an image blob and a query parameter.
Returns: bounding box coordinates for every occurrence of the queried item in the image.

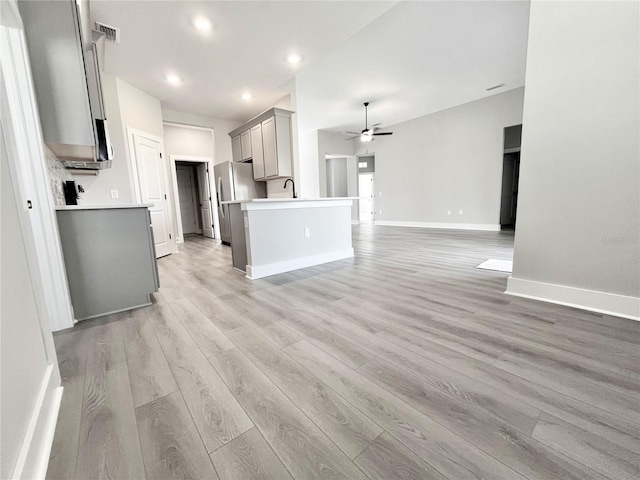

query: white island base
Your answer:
[223,198,355,279]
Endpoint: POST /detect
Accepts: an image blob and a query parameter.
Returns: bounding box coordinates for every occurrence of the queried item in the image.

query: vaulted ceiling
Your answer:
[90,1,530,134]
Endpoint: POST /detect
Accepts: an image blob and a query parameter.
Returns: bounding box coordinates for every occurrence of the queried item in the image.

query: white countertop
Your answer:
[222,197,359,205]
[55,203,152,211]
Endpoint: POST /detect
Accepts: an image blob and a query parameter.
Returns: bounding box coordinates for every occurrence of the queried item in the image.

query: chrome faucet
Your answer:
[284,178,297,198]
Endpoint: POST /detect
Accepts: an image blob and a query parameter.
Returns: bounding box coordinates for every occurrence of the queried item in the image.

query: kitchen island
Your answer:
[222,198,355,279]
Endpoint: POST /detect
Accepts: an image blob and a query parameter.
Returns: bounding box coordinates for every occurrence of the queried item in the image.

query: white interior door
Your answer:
[176,165,199,235]
[197,163,214,238]
[133,133,173,257]
[359,173,374,223]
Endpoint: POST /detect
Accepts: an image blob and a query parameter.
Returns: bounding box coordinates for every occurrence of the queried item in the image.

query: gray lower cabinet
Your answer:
[56,206,159,321]
[228,203,248,272]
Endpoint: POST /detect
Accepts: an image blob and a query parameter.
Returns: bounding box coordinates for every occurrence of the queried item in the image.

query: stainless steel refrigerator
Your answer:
[214,162,266,244]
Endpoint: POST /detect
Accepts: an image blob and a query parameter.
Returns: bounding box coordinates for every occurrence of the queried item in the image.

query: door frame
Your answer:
[1,3,74,334]
[499,123,523,229]
[358,172,375,223]
[356,153,376,223]
[168,155,219,243]
[127,127,177,255]
[175,164,201,235]
[1,3,66,477]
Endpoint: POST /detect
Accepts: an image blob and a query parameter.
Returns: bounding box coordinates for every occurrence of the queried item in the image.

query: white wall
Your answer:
[357,87,524,228]
[507,1,639,318]
[164,124,214,159]
[76,75,164,205]
[162,109,240,165]
[298,130,320,198]
[1,127,53,480]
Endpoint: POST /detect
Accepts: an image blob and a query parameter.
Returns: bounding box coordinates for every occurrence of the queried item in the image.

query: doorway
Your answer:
[500,125,522,230]
[357,154,375,223]
[176,163,201,235]
[324,154,359,222]
[358,174,374,223]
[129,129,175,257]
[169,155,216,243]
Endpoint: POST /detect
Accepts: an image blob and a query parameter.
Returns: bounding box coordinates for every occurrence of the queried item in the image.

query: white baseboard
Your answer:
[506,276,640,321]
[374,220,500,231]
[246,248,354,279]
[12,364,63,480]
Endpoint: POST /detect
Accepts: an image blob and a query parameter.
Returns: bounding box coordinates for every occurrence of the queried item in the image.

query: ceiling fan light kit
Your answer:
[345,102,393,142]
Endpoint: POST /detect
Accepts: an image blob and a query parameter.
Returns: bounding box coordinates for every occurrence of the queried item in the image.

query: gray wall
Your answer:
[509,1,639,299]
[356,87,525,226]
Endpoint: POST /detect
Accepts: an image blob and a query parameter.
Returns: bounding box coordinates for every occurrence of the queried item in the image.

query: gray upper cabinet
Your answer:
[231,135,242,163]
[240,130,252,161]
[262,117,277,177]
[18,0,109,165]
[229,108,294,181]
[250,124,265,180]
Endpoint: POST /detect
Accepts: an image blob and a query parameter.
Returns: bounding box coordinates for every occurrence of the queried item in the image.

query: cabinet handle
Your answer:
[27,200,33,209]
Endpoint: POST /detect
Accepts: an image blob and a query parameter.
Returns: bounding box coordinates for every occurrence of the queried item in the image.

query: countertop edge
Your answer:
[55,204,153,211]
[222,197,360,205]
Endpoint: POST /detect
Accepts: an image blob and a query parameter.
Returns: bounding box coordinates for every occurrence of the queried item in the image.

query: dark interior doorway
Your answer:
[500,125,522,230]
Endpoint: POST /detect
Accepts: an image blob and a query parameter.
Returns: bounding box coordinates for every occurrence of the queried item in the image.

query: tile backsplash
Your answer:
[45,145,72,206]
[267,177,294,198]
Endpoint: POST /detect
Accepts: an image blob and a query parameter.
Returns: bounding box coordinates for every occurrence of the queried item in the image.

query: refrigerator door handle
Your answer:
[218,176,225,218]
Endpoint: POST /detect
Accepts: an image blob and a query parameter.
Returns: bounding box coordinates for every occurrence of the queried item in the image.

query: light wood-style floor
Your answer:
[48,225,640,480]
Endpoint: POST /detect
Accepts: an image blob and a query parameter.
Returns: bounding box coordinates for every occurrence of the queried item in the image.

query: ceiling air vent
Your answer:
[95,22,120,43]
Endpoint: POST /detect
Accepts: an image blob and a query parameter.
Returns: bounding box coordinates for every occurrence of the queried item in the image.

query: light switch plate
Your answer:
[304,227,311,237]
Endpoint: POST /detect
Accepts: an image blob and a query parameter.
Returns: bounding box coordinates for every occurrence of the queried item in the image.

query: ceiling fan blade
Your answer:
[344,135,359,140]
[372,132,393,136]
[340,131,361,135]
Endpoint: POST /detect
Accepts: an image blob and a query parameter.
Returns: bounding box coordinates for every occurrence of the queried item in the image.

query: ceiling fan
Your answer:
[342,102,393,142]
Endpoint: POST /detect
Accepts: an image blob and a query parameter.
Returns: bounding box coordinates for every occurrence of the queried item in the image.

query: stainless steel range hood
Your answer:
[61,159,112,170]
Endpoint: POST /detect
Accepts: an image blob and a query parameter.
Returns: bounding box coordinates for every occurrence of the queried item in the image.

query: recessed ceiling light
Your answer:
[286,53,302,64]
[166,74,182,86]
[241,92,253,101]
[192,16,212,31]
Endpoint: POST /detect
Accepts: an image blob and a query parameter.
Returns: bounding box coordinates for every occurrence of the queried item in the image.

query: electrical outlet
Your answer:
[459,209,464,215]
[304,227,311,238]
[447,210,451,216]
[110,189,119,199]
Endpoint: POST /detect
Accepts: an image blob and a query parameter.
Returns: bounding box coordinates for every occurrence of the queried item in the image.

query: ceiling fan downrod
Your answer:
[364,102,369,132]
